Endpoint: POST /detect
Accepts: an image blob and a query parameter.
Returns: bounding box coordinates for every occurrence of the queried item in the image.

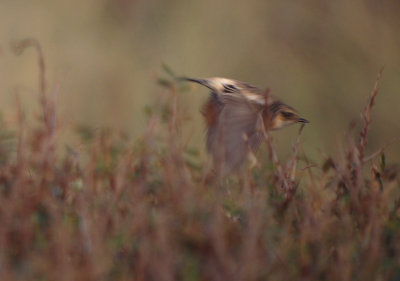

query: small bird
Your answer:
[180,77,309,174]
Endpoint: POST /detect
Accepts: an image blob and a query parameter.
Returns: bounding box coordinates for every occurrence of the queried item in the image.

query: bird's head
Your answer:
[268,101,309,130]
[180,76,309,129]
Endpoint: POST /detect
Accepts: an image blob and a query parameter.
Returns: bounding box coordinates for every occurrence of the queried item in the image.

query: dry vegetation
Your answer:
[0,40,399,281]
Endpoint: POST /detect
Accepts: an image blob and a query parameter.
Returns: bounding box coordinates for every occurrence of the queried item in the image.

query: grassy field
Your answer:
[0,40,399,281]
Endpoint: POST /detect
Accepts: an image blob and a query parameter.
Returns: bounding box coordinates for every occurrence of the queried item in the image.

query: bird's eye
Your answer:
[223,84,237,93]
[281,111,294,119]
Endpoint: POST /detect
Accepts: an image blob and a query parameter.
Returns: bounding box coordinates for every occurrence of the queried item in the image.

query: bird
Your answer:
[179,77,309,175]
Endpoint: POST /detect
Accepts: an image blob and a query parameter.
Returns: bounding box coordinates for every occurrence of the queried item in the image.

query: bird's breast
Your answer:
[201,95,223,127]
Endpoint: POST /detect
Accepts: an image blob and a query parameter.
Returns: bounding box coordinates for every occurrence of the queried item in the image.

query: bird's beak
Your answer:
[178,77,213,90]
[298,118,309,123]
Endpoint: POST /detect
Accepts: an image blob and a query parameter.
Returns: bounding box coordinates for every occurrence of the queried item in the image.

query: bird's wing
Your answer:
[202,93,223,155]
[207,97,265,173]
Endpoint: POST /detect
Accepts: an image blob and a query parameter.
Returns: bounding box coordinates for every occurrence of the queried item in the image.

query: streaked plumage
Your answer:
[180,77,308,174]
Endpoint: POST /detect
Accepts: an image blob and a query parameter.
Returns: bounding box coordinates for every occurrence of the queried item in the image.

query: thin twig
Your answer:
[358,68,384,162]
[15,92,25,167]
[10,38,46,95]
[287,124,305,184]
[363,137,400,163]
[10,38,50,133]
[260,89,290,192]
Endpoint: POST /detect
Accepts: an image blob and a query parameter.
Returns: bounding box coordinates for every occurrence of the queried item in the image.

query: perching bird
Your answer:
[179,77,309,175]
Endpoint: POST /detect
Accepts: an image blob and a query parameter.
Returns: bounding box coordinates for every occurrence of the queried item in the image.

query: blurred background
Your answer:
[0,0,399,163]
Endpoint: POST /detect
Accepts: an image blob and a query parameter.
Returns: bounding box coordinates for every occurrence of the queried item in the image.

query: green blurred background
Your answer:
[0,0,399,163]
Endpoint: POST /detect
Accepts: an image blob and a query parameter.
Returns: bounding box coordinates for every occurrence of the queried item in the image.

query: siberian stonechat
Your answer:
[180,77,308,174]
